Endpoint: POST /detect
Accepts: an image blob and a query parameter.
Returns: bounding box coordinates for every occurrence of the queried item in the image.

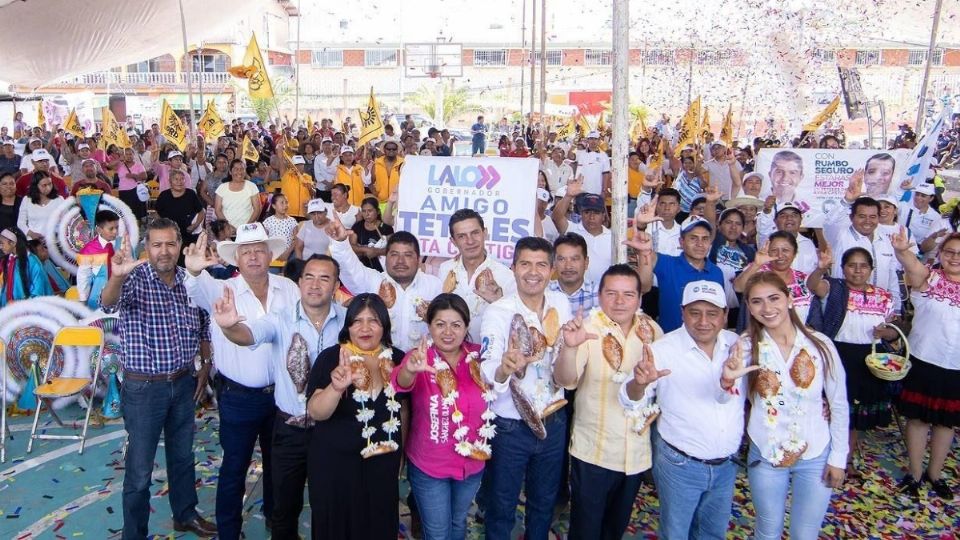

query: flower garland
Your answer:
[433,346,498,459]
[625,403,661,435]
[348,345,402,459]
[589,307,630,383]
[757,340,807,466]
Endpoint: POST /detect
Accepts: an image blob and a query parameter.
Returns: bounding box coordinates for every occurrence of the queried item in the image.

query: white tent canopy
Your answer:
[0,0,260,89]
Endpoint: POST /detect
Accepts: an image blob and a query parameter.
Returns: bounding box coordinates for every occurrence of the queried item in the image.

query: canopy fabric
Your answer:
[0,0,260,88]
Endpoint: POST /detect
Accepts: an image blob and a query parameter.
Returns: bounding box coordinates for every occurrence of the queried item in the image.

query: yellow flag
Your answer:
[674,96,701,157]
[229,34,274,100]
[101,107,131,149]
[307,114,315,135]
[648,139,665,172]
[357,87,385,148]
[37,101,46,129]
[700,106,710,139]
[803,96,840,132]
[576,114,591,138]
[597,113,607,133]
[555,118,575,140]
[720,104,734,148]
[198,101,225,142]
[631,114,648,141]
[241,135,260,163]
[63,108,84,138]
[160,99,188,152]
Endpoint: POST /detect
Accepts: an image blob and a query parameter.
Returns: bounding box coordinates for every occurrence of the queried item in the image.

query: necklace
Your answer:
[343,341,382,357]
[756,339,809,467]
[347,344,401,458]
[430,345,497,460]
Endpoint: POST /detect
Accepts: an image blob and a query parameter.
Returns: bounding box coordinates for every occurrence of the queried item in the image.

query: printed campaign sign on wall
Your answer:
[396,156,538,263]
[754,148,910,228]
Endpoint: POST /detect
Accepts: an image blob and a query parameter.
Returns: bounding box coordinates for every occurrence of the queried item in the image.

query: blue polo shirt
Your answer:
[653,254,724,332]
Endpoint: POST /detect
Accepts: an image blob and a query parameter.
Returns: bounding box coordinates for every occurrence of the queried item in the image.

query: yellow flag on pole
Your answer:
[307,114,315,135]
[63,108,84,138]
[576,114,591,138]
[198,101,225,142]
[631,114,648,141]
[648,139,665,172]
[229,34,275,100]
[357,87,385,148]
[241,135,260,163]
[674,96,701,157]
[803,96,840,132]
[699,106,710,140]
[101,107,131,149]
[720,104,734,148]
[37,101,46,129]
[555,118,575,140]
[597,113,607,133]
[160,99,188,152]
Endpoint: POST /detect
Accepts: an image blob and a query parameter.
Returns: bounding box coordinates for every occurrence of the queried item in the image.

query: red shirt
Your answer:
[507,149,530,158]
[16,172,69,198]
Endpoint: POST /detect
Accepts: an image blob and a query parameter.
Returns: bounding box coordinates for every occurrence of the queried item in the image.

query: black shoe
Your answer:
[923,471,954,500]
[897,474,921,501]
[173,515,218,537]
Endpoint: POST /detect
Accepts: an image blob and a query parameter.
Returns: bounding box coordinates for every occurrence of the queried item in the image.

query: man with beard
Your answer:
[70,158,113,195]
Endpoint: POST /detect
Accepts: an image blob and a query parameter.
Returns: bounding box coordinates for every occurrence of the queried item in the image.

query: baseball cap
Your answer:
[682,280,727,308]
[321,137,332,143]
[339,146,355,155]
[578,193,605,212]
[774,201,805,217]
[742,171,765,184]
[2,138,13,146]
[291,154,306,165]
[680,216,713,236]
[77,143,90,150]
[167,150,183,160]
[586,131,600,139]
[31,148,52,161]
[307,199,327,214]
[536,188,551,203]
[915,183,936,196]
[725,195,763,209]
[875,194,899,207]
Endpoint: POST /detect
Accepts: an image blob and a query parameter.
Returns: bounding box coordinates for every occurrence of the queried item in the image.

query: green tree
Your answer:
[404,83,482,125]
[240,77,294,123]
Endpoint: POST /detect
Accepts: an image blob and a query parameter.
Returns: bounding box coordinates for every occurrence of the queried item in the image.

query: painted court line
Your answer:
[0,430,127,479]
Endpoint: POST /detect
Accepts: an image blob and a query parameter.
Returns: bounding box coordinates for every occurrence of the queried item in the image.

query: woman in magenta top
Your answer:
[392,293,495,540]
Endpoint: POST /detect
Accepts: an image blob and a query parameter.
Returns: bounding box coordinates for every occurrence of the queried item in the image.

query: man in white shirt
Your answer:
[542,146,574,194]
[551,181,612,285]
[756,201,818,275]
[575,131,611,196]
[479,236,573,540]
[620,280,753,539]
[438,209,517,340]
[183,223,301,539]
[899,183,947,255]
[313,137,338,198]
[702,142,743,200]
[326,219,441,351]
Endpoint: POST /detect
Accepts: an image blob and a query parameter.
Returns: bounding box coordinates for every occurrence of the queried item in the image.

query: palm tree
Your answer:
[405,83,482,125]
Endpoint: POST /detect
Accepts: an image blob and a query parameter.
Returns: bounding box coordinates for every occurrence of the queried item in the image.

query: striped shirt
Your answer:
[548,279,599,313]
[102,263,210,374]
[674,171,704,213]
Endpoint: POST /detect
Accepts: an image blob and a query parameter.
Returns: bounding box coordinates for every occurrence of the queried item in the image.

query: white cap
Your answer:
[875,194,899,207]
[31,148,52,161]
[321,136,333,143]
[536,188,551,202]
[307,198,327,214]
[742,171,765,184]
[339,146,355,155]
[586,130,600,139]
[291,154,306,165]
[28,137,42,145]
[2,138,13,146]
[77,143,90,150]
[682,280,727,308]
[167,150,183,160]
[914,183,936,196]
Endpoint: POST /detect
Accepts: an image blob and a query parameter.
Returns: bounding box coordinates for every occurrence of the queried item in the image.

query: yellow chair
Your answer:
[26,326,105,455]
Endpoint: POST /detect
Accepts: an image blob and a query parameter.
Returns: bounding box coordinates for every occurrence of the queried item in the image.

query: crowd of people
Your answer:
[1,107,959,540]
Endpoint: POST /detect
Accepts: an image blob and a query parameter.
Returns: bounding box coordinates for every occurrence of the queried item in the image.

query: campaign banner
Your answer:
[396,155,538,263]
[754,148,910,228]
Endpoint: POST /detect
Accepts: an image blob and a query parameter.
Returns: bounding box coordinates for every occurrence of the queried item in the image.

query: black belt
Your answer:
[124,366,191,382]
[216,374,274,394]
[662,438,731,466]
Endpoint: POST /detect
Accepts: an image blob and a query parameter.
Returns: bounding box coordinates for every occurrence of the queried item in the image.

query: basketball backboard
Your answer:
[404,43,463,78]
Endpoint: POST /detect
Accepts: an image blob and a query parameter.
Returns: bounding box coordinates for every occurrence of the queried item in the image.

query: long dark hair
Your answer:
[338,293,393,348]
[1,227,31,295]
[28,170,59,204]
[742,272,835,393]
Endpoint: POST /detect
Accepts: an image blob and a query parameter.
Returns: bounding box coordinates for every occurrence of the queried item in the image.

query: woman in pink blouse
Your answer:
[392,293,494,540]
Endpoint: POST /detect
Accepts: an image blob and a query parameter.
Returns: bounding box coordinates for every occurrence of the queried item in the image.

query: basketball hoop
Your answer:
[404,43,463,79]
[428,65,440,78]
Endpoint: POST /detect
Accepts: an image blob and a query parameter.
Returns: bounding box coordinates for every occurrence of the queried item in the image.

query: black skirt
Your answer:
[898,356,960,427]
[118,187,147,220]
[834,341,892,431]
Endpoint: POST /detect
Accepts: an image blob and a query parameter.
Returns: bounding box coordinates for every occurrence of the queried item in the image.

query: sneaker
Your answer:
[897,474,921,501]
[923,472,954,500]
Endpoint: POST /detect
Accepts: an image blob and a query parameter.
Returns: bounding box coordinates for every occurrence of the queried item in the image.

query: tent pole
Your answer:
[915,0,943,134]
[178,0,197,135]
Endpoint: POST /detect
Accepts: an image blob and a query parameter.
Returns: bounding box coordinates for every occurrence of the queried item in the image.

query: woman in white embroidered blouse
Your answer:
[741,272,849,540]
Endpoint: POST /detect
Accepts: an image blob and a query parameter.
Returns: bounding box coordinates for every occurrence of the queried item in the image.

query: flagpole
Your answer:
[611,0,629,263]
[294,0,302,123]
[177,0,197,135]
[915,0,943,134]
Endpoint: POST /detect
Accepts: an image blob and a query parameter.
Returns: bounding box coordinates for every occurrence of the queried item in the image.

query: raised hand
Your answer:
[754,240,774,267]
[632,343,671,387]
[641,170,663,191]
[763,194,777,214]
[704,185,722,203]
[721,341,759,384]
[561,308,599,348]
[212,286,246,329]
[404,337,436,374]
[498,335,529,380]
[634,196,662,227]
[330,348,355,392]
[183,230,219,276]
[324,210,350,242]
[110,236,145,278]
[566,175,584,197]
[817,244,833,271]
[623,230,653,254]
[844,169,864,203]
[890,225,911,252]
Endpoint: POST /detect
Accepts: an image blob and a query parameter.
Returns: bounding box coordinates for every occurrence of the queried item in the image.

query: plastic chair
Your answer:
[26,326,105,455]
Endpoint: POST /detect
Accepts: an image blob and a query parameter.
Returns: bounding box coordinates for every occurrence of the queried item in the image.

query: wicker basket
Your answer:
[865,323,911,381]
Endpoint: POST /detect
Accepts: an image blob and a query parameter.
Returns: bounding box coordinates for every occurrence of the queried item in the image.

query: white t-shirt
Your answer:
[215,181,260,229]
[335,205,360,229]
[263,215,298,250]
[703,159,739,200]
[297,221,332,259]
[565,221,612,285]
[575,150,610,195]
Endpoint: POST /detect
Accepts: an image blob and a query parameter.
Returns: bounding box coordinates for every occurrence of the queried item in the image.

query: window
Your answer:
[695,50,734,65]
[908,49,943,66]
[473,49,507,67]
[855,50,881,65]
[311,49,343,67]
[585,49,611,66]
[365,49,398,67]
[812,49,835,63]
[534,50,563,66]
[126,59,164,72]
[643,49,674,65]
[192,53,228,72]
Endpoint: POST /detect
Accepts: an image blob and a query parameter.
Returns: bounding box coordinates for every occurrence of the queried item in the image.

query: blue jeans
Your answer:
[472,139,486,156]
[652,431,736,540]
[747,442,834,540]
[568,457,643,540]
[408,461,483,540]
[121,374,199,540]
[484,412,567,540]
[215,378,276,540]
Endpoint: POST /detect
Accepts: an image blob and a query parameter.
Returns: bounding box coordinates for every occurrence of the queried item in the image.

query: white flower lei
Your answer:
[758,340,806,466]
[352,348,401,458]
[434,348,498,459]
[589,307,630,383]
[624,403,661,435]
